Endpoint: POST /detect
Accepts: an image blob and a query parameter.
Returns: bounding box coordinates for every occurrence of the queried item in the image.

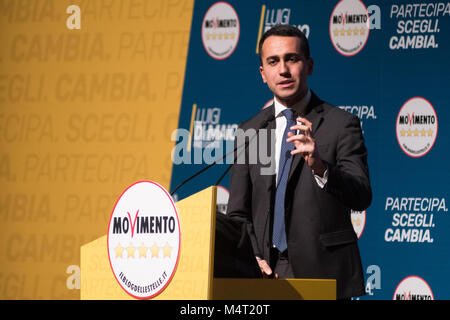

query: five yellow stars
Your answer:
[114,242,173,259]
[333,27,367,37]
[400,128,434,137]
[205,32,235,40]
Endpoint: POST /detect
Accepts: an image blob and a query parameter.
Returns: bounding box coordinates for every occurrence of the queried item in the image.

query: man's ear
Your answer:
[259,65,267,83]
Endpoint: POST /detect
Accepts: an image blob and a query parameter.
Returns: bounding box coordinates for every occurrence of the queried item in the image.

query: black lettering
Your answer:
[112,217,122,233]
[399,115,408,124]
[150,216,154,233]
[139,216,149,233]
[155,216,162,233]
[168,216,175,233]
[122,217,129,233]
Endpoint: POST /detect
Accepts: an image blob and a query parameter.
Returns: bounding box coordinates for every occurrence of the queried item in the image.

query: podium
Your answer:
[80,186,336,300]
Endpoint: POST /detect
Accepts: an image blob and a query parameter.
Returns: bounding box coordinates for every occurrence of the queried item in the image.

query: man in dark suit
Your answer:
[226,25,372,299]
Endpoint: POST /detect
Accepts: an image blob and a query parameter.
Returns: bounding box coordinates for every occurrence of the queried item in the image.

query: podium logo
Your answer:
[393,276,434,300]
[202,2,240,60]
[329,0,370,56]
[396,97,438,158]
[107,181,180,299]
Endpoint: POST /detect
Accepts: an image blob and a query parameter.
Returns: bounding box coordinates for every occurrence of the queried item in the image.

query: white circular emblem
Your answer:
[107,181,180,299]
[216,186,229,206]
[201,1,240,60]
[351,209,366,239]
[216,185,229,214]
[261,98,274,110]
[329,0,370,56]
[396,97,438,158]
[393,276,434,300]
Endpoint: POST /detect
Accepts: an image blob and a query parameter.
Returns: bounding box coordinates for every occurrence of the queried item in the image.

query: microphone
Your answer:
[215,113,275,185]
[170,113,275,196]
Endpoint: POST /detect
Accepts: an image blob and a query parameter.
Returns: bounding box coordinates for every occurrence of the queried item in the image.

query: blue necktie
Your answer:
[272,109,296,252]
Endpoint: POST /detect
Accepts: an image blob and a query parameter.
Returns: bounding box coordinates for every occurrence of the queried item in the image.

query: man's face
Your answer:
[259,36,313,106]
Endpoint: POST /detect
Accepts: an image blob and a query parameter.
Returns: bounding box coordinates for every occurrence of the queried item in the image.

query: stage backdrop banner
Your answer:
[0,0,194,299]
[170,0,449,300]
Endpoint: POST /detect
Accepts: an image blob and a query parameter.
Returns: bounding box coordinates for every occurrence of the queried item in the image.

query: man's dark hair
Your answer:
[258,24,310,65]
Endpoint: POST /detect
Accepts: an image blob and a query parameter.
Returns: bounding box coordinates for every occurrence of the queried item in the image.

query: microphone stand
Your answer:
[170,114,275,197]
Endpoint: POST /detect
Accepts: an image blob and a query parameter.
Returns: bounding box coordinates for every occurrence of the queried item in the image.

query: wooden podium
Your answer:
[80,186,336,300]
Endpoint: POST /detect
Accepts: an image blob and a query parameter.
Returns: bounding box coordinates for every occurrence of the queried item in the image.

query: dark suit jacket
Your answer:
[226,91,372,299]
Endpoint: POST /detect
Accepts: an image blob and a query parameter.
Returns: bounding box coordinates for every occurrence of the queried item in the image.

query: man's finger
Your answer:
[296,117,312,127]
[257,258,273,277]
[286,133,308,143]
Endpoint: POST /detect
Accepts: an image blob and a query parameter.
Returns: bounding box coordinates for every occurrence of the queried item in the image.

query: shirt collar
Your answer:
[274,89,311,118]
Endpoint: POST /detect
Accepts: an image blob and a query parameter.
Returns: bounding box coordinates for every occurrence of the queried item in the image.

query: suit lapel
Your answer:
[288,91,325,182]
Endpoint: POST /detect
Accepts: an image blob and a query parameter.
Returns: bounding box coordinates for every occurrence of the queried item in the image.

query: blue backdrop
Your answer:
[170,0,449,300]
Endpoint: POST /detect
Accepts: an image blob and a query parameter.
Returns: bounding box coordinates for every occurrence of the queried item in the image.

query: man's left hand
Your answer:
[286,117,326,177]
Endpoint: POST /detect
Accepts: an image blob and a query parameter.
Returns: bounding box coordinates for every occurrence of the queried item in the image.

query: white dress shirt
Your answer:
[273,89,328,188]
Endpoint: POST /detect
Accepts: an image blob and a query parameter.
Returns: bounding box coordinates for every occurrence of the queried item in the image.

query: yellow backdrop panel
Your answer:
[0,0,194,299]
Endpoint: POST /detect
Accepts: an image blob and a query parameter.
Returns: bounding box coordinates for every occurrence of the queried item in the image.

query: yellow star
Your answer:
[150,242,160,258]
[347,28,352,36]
[212,33,216,40]
[428,129,433,136]
[163,242,173,258]
[360,27,366,35]
[334,28,339,37]
[414,129,419,136]
[115,243,124,258]
[230,32,235,39]
[206,33,210,40]
[224,32,228,39]
[352,218,361,226]
[353,28,359,36]
[400,129,406,137]
[126,244,136,258]
[421,129,426,136]
[407,129,412,137]
[340,28,346,36]
[138,243,148,258]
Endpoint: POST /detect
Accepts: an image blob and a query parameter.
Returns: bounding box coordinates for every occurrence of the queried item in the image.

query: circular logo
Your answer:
[202,1,240,60]
[351,209,366,239]
[393,276,434,300]
[329,0,370,56]
[261,98,274,110]
[396,97,438,158]
[107,181,181,299]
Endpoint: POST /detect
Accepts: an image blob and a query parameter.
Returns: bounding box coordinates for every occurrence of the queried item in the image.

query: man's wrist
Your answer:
[312,161,328,189]
[311,160,327,177]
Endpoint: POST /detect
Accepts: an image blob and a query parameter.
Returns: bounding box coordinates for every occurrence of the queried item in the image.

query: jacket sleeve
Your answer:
[226,126,262,258]
[324,114,372,211]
